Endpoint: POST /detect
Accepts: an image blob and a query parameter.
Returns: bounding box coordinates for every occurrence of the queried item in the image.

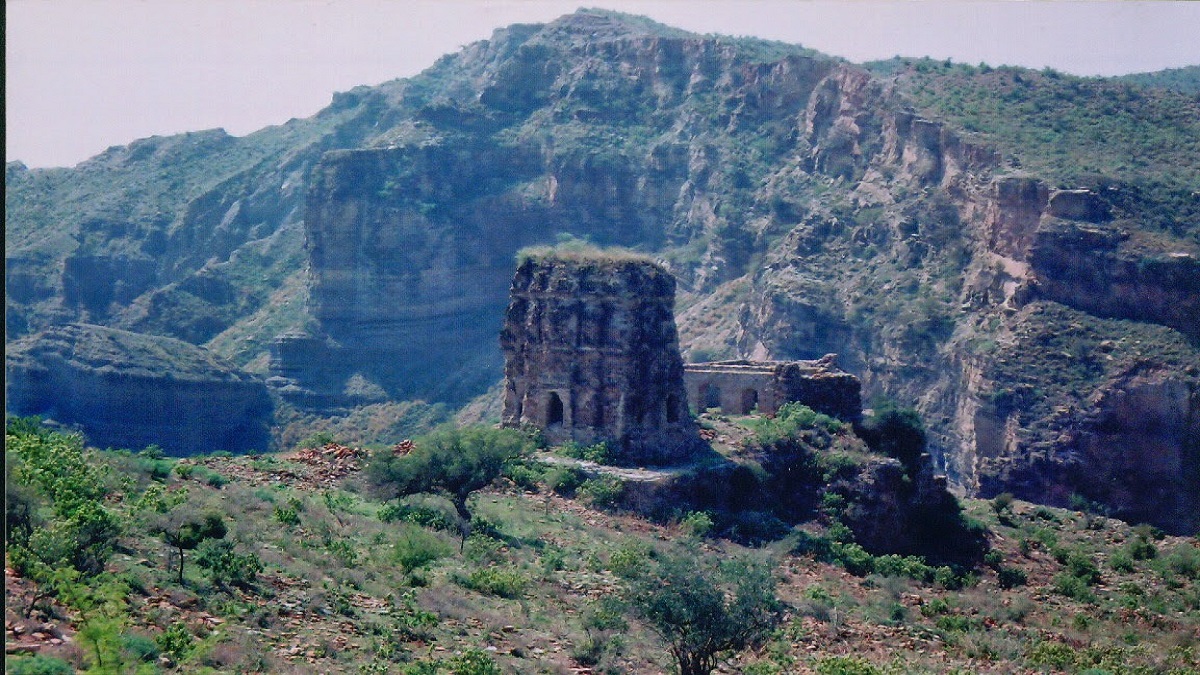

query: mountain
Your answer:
[6,9,1199,532]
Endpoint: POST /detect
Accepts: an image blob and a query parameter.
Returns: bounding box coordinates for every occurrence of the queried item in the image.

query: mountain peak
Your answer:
[532,8,695,45]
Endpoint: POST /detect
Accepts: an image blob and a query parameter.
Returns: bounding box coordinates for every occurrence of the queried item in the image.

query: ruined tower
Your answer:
[500,252,697,465]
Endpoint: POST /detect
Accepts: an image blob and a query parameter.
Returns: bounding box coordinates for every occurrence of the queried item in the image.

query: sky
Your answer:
[7,0,1200,168]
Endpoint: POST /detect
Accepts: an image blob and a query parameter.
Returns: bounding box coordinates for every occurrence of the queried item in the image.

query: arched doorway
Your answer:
[546,392,565,426]
[701,383,722,411]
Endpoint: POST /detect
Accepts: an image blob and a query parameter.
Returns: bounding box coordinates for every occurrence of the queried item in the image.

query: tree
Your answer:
[623,551,781,675]
[369,426,533,548]
[155,509,227,585]
[857,404,927,477]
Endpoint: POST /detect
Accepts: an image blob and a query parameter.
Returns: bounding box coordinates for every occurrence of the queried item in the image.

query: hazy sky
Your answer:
[7,0,1200,168]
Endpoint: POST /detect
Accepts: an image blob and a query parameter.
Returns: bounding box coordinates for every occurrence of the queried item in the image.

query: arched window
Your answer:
[666,394,680,423]
[547,392,565,426]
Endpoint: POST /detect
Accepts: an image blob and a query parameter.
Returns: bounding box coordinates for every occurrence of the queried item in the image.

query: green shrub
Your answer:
[443,648,503,675]
[579,475,625,507]
[501,459,545,492]
[157,622,195,661]
[680,511,714,538]
[873,554,935,582]
[1110,550,1135,573]
[560,441,613,464]
[459,566,528,599]
[6,655,76,675]
[997,566,1028,589]
[545,466,586,496]
[608,541,652,578]
[1127,535,1158,561]
[274,505,300,527]
[463,533,505,565]
[1161,544,1200,580]
[392,525,452,573]
[831,542,874,577]
[1065,552,1102,585]
[377,500,457,531]
[1052,572,1096,602]
[121,632,161,662]
[196,539,263,589]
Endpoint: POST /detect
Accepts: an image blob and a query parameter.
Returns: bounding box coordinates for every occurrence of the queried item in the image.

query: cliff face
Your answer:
[5,324,272,455]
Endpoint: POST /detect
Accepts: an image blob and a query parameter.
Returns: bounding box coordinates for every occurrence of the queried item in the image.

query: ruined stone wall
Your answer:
[683,362,780,414]
[500,254,697,465]
[683,355,862,421]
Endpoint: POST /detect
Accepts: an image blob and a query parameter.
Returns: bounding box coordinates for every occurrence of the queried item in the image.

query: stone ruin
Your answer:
[499,252,867,466]
[683,355,861,422]
[500,253,698,465]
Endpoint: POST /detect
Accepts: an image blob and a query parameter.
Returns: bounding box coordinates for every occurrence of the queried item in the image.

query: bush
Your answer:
[545,466,586,496]
[856,404,926,476]
[443,648,502,675]
[501,459,545,492]
[157,622,195,661]
[1052,572,1096,602]
[1065,552,1102,585]
[997,566,1028,589]
[273,505,300,527]
[196,539,263,589]
[1161,544,1200,580]
[378,500,457,531]
[579,475,625,507]
[368,425,535,545]
[121,631,161,662]
[458,566,528,599]
[680,511,714,538]
[392,525,452,573]
[559,441,613,464]
[6,655,75,675]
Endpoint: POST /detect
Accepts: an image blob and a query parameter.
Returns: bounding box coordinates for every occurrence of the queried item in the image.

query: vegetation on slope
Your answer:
[879,58,1200,244]
[8,414,1198,674]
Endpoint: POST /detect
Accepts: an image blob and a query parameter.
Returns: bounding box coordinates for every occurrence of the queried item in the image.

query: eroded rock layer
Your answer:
[6,323,272,455]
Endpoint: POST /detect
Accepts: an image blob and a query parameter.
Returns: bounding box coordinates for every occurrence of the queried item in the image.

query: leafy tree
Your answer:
[369,426,534,547]
[623,551,781,675]
[155,509,227,585]
[6,420,121,616]
[856,404,927,477]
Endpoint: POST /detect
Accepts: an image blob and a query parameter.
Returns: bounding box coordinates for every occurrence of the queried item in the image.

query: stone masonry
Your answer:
[683,355,862,421]
[500,253,698,465]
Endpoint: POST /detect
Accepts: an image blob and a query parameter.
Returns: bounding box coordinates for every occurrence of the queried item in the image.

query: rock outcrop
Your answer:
[499,252,698,465]
[5,323,272,455]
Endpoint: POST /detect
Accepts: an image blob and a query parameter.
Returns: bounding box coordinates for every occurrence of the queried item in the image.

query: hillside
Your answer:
[6,417,1199,674]
[5,8,1200,530]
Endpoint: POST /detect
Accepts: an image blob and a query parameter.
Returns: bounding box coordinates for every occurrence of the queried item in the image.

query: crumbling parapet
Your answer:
[500,252,698,465]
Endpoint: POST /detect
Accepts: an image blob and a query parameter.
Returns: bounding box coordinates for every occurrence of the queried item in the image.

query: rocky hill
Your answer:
[6,9,1199,532]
